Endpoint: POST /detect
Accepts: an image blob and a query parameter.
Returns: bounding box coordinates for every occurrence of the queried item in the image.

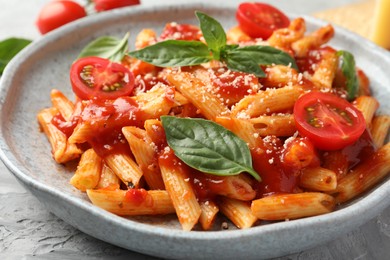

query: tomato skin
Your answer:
[36,1,86,34]
[93,0,140,12]
[294,92,366,151]
[70,57,134,100]
[236,2,290,39]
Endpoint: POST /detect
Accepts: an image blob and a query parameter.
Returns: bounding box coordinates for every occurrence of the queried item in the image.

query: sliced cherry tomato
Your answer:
[70,57,134,100]
[93,0,140,12]
[293,92,366,151]
[236,2,290,39]
[36,0,86,34]
[159,23,202,41]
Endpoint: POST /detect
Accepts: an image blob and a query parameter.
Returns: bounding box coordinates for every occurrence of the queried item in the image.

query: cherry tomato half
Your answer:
[36,0,86,34]
[236,2,290,39]
[70,57,134,100]
[293,92,366,151]
[93,0,140,12]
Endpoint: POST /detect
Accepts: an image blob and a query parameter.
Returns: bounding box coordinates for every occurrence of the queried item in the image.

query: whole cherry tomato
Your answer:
[236,2,290,39]
[93,0,140,12]
[36,0,87,34]
[293,92,366,151]
[70,57,135,100]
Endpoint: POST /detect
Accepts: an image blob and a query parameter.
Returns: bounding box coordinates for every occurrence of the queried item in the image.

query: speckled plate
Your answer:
[1,4,390,259]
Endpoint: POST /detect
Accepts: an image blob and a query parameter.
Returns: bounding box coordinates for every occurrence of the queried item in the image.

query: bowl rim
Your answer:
[1,1,390,255]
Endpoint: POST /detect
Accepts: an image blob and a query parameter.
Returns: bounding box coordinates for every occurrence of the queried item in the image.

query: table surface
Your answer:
[1,0,390,259]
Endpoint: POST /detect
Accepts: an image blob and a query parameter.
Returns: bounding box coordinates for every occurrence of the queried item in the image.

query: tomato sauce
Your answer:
[296,46,336,74]
[252,137,300,197]
[80,97,145,157]
[124,188,149,205]
[51,113,79,138]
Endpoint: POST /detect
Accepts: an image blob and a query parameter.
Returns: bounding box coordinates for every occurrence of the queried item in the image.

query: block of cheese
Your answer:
[313,0,375,39]
[370,0,390,48]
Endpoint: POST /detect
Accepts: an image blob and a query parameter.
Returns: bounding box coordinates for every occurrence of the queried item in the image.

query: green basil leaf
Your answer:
[226,45,298,70]
[223,52,266,77]
[128,40,213,67]
[161,116,261,181]
[195,11,226,59]
[337,50,359,101]
[0,38,31,75]
[78,33,129,62]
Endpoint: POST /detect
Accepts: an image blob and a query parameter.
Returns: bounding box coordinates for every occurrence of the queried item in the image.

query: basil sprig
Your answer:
[78,33,129,62]
[129,12,297,77]
[0,38,32,75]
[161,116,261,181]
[337,50,359,101]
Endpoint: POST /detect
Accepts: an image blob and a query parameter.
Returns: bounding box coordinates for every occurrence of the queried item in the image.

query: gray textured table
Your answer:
[1,0,390,259]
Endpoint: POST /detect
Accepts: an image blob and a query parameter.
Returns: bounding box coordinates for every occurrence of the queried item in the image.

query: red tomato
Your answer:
[36,0,86,34]
[93,0,140,12]
[70,57,134,100]
[293,92,366,151]
[236,2,290,39]
[159,23,202,41]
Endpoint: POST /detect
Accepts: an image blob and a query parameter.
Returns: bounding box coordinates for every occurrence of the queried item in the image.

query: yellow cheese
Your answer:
[370,0,390,48]
[314,0,375,39]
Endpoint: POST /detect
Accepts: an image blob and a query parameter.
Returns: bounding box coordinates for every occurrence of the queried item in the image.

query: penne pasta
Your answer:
[104,153,143,188]
[251,193,335,220]
[250,114,296,137]
[354,95,379,126]
[219,197,258,229]
[87,189,175,215]
[50,89,75,121]
[199,201,219,230]
[370,115,390,148]
[96,163,121,190]
[292,24,334,57]
[70,148,102,191]
[299,167,337,192]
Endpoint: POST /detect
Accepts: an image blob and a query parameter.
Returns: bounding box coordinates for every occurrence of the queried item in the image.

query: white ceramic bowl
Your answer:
[1,4,390,259]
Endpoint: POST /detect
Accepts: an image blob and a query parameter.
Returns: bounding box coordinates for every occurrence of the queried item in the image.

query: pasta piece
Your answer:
[122,126,165,190]
[250,114,296,137]
[199,201,219,230]
[354,95,379,126]
[87,189,175,215]
[333,142,390,203]
[37,107,82,163]
[261,65,300,88]
[226,26,251,44]
[219,197,258,229]
[292,24,334,57]
[159,148,201,231]
[70,148,102,191]
[104,153,143,188]
[299,167,337,192]
[133,84,175,118]
[232,86,302,118]
[50,89,75,121]
[311,50,338,89]
[251,193,335,220]
[166,72,230,120]
[216,116,260,148]
[96,163,121,190]
[371,115,390,148]
[268,17,306,50]
[135,28,157,49]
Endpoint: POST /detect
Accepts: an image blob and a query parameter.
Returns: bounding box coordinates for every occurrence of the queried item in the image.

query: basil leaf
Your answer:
[128,40,212,67]
[161,116,261,181]
[226,45,298,70]
[0,38,31,75]
[78,33,129,62]
[223,52,266,77]
[337,50,359,101]
[195,11,226,59]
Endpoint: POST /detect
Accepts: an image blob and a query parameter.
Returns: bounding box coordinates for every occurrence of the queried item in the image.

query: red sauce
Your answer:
[124,188,149,205]
[339,129,376,170]
[296,46,336,74]
[188,170,227,202]
[133,75,169,94]
[252,137,299,197]
[159,23,202,41]
[80,97,145,157]
[209,67,258,103]
[51,113,79,138]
